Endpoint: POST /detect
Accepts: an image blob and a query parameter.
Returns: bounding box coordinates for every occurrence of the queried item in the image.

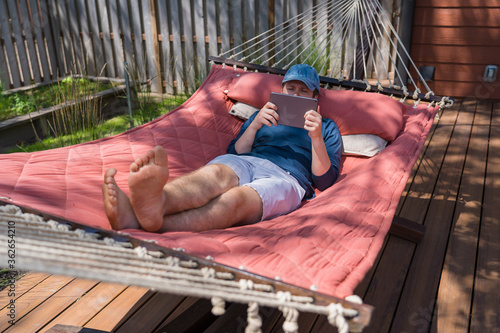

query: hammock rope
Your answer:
[215,0,453,108]
[0,203,372,332]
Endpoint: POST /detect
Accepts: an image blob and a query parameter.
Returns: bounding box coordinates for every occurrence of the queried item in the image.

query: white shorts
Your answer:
[208,155,306,221]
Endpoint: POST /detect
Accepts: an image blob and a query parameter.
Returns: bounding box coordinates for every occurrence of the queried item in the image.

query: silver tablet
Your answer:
[270,92,318,128]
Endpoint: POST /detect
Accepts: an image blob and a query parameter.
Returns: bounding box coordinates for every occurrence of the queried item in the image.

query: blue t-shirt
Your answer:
[227,111,343,199]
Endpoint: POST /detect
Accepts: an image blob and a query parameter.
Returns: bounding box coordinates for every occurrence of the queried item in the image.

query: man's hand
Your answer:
[304,108,322,139]
[250,102,279,130]
[306,107,331,177]
[235,102,279,154]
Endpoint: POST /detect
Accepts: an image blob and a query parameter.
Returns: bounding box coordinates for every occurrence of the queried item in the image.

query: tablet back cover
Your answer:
[270,92,318,128]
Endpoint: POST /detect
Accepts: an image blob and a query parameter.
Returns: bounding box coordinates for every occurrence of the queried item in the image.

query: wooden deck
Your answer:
[1,98,499,332]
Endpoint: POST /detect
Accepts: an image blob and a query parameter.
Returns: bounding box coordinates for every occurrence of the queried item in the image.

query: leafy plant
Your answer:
[0,81,37,120]
[12,94,37,115]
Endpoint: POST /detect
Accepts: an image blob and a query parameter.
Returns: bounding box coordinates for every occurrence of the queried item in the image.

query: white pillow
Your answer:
[229,103,388,157]
[229,102,259,120]
[341,134,388,157]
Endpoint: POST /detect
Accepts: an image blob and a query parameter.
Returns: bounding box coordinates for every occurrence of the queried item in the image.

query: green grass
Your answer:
[131,93,189,125]
[9,94,189,153]
[0,77,115,122]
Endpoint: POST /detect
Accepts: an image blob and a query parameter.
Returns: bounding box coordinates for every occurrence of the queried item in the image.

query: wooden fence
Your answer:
[0,0,316,94]
[0,0,401,94]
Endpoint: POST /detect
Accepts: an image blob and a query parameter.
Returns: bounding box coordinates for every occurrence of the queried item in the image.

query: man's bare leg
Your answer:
[159,163,240,216]
[128,146,251,232]
[158,185,263,232]
[102,168,140,230]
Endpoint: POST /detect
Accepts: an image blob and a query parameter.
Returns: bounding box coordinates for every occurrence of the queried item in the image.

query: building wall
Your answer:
[411,0,500,100]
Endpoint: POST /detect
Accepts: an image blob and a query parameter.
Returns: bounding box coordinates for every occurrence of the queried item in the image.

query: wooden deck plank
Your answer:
[470,102,500,332]
[3,278,97,332]
[45,324,111,333]
[396,107,443,214]
[260,307,286,333]
[270,311,319,333]
[154,298,217,332]
[204,302,250,333]
[0,272,50,308]
[84,286,153,332]
[347,106,442,323]
[114,292,185,333]
[310,103,458,333]
[398,103,463,222]
[432,101,491,332]
[197,302,286,333]
[353,103,462,333]
[41,282,128,331]
[154,296,199,328]
[0,274,75,331]
[389,101,476,332]
[308,105,445,333]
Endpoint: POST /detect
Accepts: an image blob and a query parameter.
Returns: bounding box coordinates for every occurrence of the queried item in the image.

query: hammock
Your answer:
[0,1,452,331]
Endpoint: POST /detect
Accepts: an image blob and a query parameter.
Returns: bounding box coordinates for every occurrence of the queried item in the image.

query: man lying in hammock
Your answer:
[102,64,342,232]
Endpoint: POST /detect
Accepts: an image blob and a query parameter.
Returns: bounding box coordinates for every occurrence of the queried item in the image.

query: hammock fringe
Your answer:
[0,201,373,332]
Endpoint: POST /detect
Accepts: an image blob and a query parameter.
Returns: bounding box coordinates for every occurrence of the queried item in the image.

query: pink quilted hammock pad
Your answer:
[0,65,437,298]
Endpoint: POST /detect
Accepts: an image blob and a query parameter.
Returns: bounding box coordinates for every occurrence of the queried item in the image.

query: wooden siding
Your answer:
[411,1,500,99]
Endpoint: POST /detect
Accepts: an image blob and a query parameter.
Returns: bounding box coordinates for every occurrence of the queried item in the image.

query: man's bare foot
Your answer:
[102,168,140,230]
[128,146,170,232]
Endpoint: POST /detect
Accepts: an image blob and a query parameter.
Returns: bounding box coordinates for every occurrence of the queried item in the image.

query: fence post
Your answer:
[157,0,172,94]
[18,0,41,83]
[169,0,184,94]
[124,62,134,128]
[144,0,162,93]
[193,0,207,79]
[97,1,115,78]
[109,0,125,78]
[0,1,20,87]
[75,0,94,76]
[6,0,32,84]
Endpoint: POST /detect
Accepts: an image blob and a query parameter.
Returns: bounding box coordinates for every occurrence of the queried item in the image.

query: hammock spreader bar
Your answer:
[0,200,373,332]
[209,56,453,107]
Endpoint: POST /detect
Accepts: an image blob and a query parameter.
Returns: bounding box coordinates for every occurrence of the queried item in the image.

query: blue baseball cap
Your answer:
[282,64,320,93]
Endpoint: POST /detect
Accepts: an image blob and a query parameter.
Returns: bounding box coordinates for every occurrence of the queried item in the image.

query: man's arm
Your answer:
[304,109,332,176]
[234,102,279,154]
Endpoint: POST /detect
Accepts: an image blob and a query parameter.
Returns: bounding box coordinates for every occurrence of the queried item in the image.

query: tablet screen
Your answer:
[270,92,318,128]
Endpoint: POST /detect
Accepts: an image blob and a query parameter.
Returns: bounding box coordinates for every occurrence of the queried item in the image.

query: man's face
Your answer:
[282,81,315,98]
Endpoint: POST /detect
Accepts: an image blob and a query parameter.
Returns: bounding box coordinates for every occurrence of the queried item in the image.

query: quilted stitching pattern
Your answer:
[0,66,437,297]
